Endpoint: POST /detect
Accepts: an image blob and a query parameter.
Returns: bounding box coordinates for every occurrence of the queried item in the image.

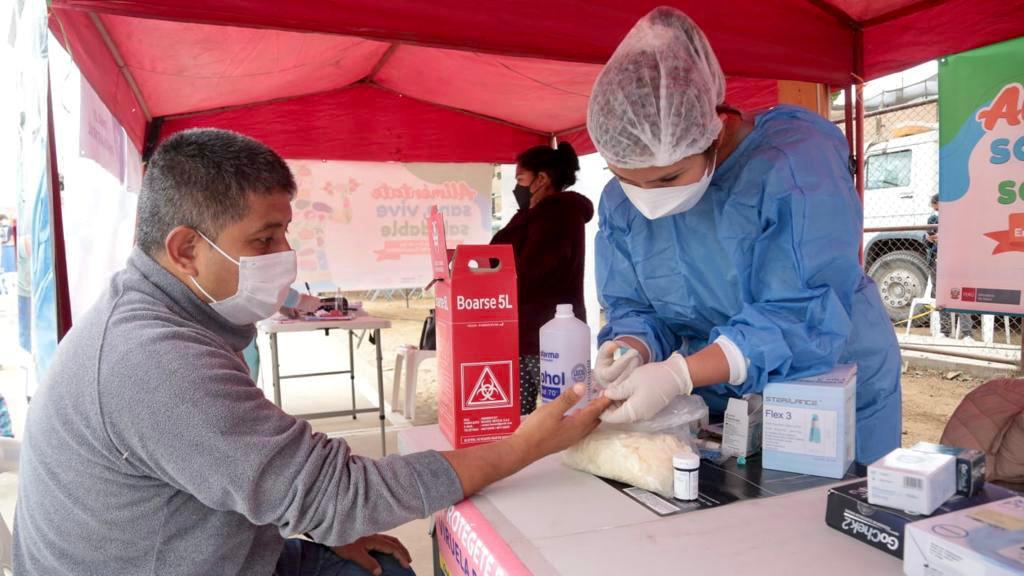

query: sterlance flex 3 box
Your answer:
[825,479,1016,559]
[428,207,521,448]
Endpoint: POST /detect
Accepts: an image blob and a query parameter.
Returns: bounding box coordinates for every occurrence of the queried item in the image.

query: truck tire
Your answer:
[868,250,931,323]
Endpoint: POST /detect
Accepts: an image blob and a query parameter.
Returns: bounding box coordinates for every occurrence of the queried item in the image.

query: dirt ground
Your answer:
[355,294,1006,445]
[900,369,989,446]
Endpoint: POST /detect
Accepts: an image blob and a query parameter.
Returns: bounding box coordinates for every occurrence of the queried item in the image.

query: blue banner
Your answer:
[13,0,57,385]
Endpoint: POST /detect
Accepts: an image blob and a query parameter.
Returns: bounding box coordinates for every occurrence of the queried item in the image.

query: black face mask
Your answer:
[513,183,533,210]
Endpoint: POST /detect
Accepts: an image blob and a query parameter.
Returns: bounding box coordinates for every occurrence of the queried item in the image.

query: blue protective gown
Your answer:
[596,106,901,464]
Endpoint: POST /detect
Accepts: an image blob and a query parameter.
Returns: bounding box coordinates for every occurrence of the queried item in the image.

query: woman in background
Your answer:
[492,143,594,414]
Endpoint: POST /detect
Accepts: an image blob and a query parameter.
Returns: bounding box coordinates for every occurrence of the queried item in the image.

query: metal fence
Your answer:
[835,99,1022,363]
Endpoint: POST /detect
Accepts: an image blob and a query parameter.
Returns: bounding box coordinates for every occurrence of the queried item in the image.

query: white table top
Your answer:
[399,425,903,575]
[258,311,392,333]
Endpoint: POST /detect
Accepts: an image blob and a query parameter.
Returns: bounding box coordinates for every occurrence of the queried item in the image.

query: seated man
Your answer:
[13,129,609,575]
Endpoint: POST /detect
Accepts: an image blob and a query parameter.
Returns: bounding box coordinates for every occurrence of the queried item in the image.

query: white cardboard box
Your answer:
[723,395,762,458]
[762,364,857,478]
[904,496,1024,576]
[869,448,956,515]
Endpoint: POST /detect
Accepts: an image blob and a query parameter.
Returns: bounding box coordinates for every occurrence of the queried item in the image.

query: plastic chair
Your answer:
[0,438,21,576]
[392,345,435,421]
[905,276,940,337]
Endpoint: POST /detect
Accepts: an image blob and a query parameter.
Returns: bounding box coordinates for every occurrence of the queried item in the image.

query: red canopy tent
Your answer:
[40,0,1024,337]
[48,0,1024,164]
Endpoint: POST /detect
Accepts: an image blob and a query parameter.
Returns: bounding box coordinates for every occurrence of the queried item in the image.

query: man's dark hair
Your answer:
[931,194,939,205]
[135,129,296,256]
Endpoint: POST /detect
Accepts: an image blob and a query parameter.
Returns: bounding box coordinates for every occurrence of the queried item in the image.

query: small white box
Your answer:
[904,496,1024,576]
[762,364,857,478]
[868,448,956,515]
[723,395,762,458]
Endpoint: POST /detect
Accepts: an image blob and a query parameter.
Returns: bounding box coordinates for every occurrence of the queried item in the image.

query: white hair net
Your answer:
[587,7,726,169]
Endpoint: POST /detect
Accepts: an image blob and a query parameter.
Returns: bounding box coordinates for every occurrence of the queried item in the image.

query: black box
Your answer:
[911,442,986,497]
[825,479,1015,558]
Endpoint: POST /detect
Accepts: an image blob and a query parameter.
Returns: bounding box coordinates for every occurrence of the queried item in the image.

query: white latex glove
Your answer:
[295,294,321,314]
[601,353,694,424]
[593,341,644,390]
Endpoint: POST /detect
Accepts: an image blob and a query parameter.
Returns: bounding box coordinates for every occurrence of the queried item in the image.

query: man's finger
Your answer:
[556,384,584,411]
[378,534,406,550]
[574,395,613,420]
[374,534,400,546]
[570,401,610,436]
[365,539,399,556]
[375,536,412,567]
[347,550,382,576]
[561,397,611,436]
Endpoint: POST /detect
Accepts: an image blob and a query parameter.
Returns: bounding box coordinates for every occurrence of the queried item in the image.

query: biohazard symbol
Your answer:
[462,362,513,410]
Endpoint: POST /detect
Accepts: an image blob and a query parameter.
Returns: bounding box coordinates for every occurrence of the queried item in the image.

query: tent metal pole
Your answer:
[844,86,854,159]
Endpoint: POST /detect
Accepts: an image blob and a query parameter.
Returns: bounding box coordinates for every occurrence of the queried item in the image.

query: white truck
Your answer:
[862,129,938,322]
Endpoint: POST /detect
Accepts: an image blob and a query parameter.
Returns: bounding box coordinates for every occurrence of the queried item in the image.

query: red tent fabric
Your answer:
[49,0,1024,162]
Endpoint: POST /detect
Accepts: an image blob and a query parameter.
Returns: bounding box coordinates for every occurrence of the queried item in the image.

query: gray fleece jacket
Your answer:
[13,249,463,575]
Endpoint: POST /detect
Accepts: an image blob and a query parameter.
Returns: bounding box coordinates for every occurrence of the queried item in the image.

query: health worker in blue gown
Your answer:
[589,7,901,464]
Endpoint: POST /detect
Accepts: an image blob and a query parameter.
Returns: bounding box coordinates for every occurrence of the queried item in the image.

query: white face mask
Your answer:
[190,231,297,325]
[620,151,717,220]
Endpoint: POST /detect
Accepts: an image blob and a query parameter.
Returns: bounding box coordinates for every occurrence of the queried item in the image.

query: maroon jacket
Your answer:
[491,191,594,356]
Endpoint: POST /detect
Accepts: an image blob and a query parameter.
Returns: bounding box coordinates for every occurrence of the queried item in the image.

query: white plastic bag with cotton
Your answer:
[563,395,708,498]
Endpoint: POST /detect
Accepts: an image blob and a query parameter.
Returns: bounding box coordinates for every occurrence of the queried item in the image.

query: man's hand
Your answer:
[601,353,694,424]
[507,384,613,462]
[443,385,611,497]
[332,534,412,576]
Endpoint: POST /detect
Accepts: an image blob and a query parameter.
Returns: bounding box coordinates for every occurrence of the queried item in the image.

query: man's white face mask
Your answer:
[190,230,297,326]
[620,151,717,220]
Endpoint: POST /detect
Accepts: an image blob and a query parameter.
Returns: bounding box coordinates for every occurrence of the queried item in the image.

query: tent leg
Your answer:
[844,86,854,165]
[855,83,865,203]
[47,64,72,340]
